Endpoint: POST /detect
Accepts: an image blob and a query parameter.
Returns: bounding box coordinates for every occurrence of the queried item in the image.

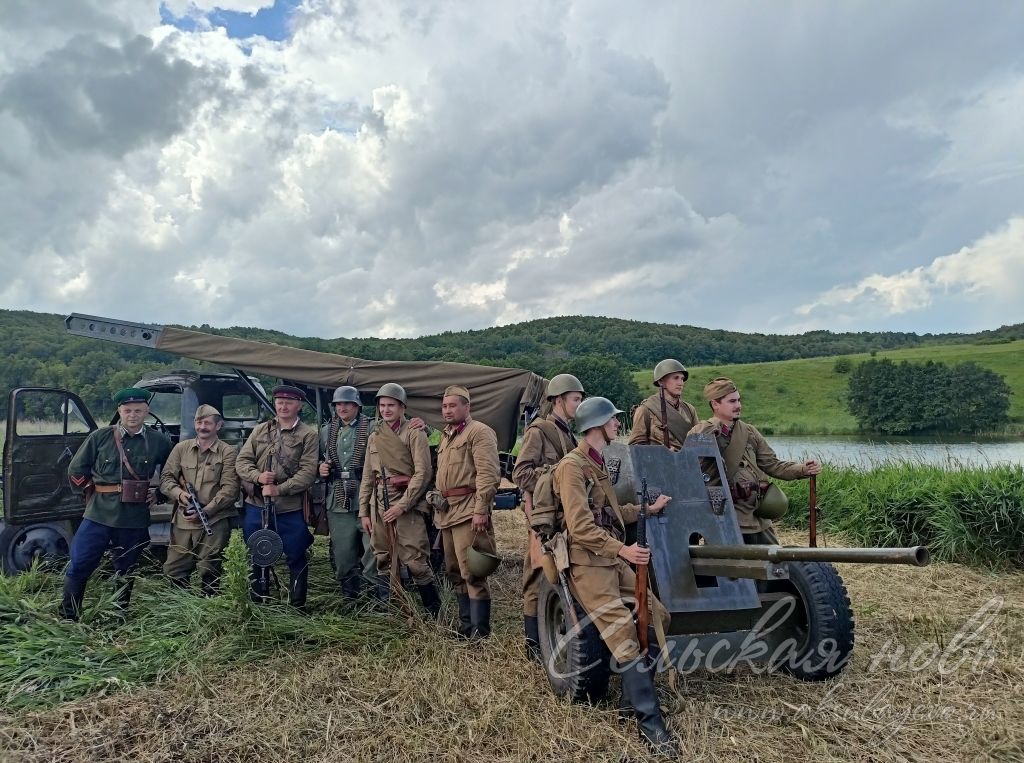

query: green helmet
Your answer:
[653,358,689,385]
[754,482,789,520]
[546,373,585,399]
[466,542,500,578]
[375,383,407,405]
[331,385,361,405]
[574,396,623,433]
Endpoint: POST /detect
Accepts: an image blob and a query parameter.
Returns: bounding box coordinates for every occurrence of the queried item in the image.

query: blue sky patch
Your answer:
[160,1,301,41]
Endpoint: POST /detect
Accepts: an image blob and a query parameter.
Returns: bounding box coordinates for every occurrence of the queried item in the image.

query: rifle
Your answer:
[809,474,818,548]
[634,478,651,658]
[379,465,414,618]
[246,453,284,596]
[179,477,214,536]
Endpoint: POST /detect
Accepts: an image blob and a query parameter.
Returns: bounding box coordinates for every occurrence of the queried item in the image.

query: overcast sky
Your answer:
[1,1,1022,339]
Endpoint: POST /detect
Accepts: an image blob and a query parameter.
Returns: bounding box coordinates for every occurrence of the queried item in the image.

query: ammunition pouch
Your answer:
[120,479,151,504]
[730,480,759,502]
[303,490,329,536]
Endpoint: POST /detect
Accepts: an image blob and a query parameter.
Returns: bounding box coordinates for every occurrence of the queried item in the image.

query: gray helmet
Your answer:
[466,541,501,578]
[546,373,585,399]
[331,385,361,405]
[653,358,689,385]
[574,396,623,433]
[375,382,407,405]
[754,483,790,520]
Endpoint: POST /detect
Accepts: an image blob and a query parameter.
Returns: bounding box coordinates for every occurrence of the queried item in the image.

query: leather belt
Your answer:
[93,484,122,494]
[441,486,476,499]
[376,475,411,490]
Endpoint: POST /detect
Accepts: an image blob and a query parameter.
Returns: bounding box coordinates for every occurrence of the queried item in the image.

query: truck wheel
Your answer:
[0,521,73,575]
[536,577,611,703]
[778,561,855,681]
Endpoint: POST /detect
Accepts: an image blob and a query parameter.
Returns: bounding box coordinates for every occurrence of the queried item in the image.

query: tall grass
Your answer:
[0,537,398,709]
[779,460,1024,567]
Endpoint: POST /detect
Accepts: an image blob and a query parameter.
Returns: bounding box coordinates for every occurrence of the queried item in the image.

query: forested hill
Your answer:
[2,309,1022,417]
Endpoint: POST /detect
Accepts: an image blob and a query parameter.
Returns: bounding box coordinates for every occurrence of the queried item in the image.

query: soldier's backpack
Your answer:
[528,451,595,539]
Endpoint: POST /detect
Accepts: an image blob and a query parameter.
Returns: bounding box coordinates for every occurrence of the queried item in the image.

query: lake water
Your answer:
[766,434,1024,469]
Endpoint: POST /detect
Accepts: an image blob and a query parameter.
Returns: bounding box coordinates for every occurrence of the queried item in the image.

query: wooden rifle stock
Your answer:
[380,465,414,618]
[634,478,650,657]
[809,474,818,548]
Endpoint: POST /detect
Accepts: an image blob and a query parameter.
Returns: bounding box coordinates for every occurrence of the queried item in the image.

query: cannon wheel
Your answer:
[536,577,611,703]
[777,561,855,681]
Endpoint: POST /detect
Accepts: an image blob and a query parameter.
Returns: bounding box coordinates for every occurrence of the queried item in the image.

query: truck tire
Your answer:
[536,577,611,703]
[778,561,855,681]
[0,520,73,575]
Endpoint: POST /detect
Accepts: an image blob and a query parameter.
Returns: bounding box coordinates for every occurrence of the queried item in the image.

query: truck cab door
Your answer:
[3,387,98,524]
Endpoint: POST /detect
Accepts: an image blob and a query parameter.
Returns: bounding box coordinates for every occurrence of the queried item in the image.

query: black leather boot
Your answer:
[417,582,442,619]
[289,566,309,611]
[469,598,492,640]
[168,576,190,590]
[112,574,134,613]
[374,575,391,603]
[619,659,678,756]
[456,593,472,638]
[340,572,363,603]
[524,615,541,661]
[200,573,220,597]
[58,577,87,621]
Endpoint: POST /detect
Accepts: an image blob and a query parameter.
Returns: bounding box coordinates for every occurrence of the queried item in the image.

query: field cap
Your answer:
[113,387,151,406]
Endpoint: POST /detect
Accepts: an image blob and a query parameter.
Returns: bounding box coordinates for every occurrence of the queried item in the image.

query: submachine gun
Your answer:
[179,477,214,536]
[246,454,284,594]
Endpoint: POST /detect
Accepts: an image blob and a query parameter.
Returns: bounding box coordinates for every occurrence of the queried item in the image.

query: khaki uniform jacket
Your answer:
[628,394,698,450]
[235,419,318,513]
[160,438,240,528]
[68,425,173,529]
[553,443,640,568]
[358,420,432,518]
[511,415,576,493]
[688,418,806,532]
[434,418,500,529]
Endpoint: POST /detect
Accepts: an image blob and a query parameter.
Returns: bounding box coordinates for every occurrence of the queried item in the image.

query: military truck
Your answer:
[1,313,544,574]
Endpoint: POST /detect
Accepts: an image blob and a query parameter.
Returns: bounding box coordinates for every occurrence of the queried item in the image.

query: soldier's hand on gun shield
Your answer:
[618,543,651,565]
[648,494,672,514]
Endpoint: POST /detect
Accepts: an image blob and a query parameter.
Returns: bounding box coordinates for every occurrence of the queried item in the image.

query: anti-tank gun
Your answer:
[535,434,930,702]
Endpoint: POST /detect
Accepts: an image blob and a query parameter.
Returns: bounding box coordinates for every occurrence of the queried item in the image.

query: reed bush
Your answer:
[779,461,1024,566]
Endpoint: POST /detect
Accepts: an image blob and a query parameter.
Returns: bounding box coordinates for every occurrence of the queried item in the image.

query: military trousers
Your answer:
[742,527,779,545]
[568,558,670,664]
[164,520,232,581]
[369,506,433,586]
[243,504,313,576]
[441,518,496,600]
[522,528,544,616]
[328,510,375,584]
[66,519,149,586]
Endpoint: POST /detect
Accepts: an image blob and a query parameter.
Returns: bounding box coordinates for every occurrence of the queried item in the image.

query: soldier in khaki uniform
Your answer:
[628,358,698,450]
[236,385,319,607]
[434,385,501,638]
[689,377,821,543]
[553,396,676,755]
[160,404,239,595]
[358,383,441,617]
[511,373,584,659]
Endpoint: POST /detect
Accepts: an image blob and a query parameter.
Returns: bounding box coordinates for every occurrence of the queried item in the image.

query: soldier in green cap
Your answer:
[689,377,821,543]
[628,358,698,450]
[511,373,584,659]
[160,404,240,595]
[62,387,173,620]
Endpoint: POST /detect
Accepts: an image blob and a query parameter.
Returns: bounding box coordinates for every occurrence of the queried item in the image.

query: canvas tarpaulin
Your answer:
[155,326,546,450]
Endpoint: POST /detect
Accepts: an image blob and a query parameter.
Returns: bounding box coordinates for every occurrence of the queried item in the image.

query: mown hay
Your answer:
[1,514,1022,762]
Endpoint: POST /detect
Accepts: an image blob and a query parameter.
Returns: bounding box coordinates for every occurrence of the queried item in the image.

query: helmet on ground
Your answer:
[466,541,501,578]
[546,374,585,399]
[331,385,361,405]
[653,359,689,385]
[754,483,789,520]
[375,383,407,405]
[574,396,623,433]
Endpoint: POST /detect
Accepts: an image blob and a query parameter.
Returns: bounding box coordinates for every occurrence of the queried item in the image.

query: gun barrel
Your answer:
[688,544,930,567]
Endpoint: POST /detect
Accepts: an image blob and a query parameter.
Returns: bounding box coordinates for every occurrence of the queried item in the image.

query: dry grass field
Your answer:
[1,511,1022,763]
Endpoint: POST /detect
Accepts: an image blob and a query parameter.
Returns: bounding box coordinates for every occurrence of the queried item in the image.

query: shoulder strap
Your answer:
[721,422,750,482]
[112,427,143,480]
[534,419,572,459]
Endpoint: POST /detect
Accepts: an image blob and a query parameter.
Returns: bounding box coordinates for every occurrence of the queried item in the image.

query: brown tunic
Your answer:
[160,437,239,528]
[235,419,318,513]
[434,418,500,529]
[628,393,698,450]
[511,415,575,492]
[357,420,432,518]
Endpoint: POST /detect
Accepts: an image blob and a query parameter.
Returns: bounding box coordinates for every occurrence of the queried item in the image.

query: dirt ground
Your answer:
[1,512,1022,763]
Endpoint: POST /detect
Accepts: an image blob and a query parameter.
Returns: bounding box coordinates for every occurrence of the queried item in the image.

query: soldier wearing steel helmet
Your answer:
[434,385,501,639]
[628,358,698,450]
[689,377,821,544]
[318,386,377,603]
[553,397,677,755]
[357,383,441,616]
[511,373,584,660]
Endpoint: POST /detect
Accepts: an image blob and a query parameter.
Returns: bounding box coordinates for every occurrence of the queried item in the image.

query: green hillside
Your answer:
[634,339,1024,435]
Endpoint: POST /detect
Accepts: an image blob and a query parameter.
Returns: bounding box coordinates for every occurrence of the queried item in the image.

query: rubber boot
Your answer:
[456,593,472,638]
[469,598,492,640]
[249,566,270,603]
[619,659,678,757]
[289,566,309,611]
[417,582,442,619]
[524,615,541,662]
[58,577,87,621]
[112,574,134,613]
[200,573,220,597]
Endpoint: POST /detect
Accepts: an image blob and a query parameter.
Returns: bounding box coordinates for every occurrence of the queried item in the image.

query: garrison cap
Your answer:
[703,377,738,402]
[112,387,151,406]
[272,384,305,401]
[443,385,471,402]
[194,404,222,420]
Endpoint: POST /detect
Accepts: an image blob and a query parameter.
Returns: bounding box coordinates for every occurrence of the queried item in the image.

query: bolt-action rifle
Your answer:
[634,478,651,657]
